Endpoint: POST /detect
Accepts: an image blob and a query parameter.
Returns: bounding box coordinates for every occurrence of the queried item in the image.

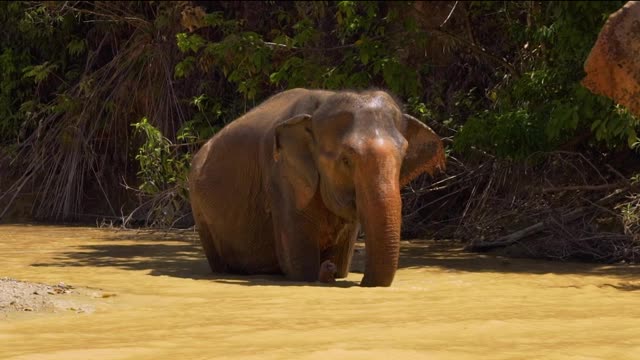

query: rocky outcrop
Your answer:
[582,1,640,116]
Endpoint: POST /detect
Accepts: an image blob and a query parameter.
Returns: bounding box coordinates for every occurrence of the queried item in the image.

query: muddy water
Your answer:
[1,224,640,359]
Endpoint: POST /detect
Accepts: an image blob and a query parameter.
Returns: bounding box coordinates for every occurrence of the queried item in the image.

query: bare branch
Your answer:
[439,1,459,28]
[413,5,520,78]
[542,183,624,193]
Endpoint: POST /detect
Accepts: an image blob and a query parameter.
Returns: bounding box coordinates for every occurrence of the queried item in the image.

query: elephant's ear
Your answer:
[399,114,446,187]
[274,114,319,209]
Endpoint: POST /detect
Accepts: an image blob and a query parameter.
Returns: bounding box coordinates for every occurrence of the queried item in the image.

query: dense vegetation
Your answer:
[1,1,638,262]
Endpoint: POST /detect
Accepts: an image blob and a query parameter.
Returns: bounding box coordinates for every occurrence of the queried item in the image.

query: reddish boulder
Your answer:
[582,1,640,116]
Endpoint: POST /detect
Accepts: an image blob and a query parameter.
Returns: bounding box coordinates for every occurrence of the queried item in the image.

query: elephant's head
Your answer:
[274,90,445,287]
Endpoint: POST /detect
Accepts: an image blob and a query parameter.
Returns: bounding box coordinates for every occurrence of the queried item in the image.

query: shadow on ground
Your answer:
[30,230,361,287]
[29,229,640,288]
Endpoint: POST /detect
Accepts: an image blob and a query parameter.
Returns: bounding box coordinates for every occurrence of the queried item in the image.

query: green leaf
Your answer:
[176,33,206,53]
[361,52,369,65]
[174,57,196,79]
[628,129,638,148]
[22,62,58,84]
[67,38,86,57]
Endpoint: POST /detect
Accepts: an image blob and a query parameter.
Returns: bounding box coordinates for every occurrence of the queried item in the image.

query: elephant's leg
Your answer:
[277,232,322,282]
[322,223,359,279]
[192,211,226,273]
[197,224,227,273]
[272,210,324,282]
[274,214,359,282]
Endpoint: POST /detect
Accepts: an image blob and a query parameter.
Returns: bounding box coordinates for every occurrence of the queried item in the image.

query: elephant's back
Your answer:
[191,87,335,188]
[191,87,338,196]
[189,117,264,216]
[234,87,335,128]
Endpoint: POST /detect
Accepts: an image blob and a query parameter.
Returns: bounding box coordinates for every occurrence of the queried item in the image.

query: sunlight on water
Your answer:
[1,224,639,359]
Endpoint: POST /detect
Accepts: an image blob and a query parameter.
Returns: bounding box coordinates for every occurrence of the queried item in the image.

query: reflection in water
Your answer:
[1,224,640,359]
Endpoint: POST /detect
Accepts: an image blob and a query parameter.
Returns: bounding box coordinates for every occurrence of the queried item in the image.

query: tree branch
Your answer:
[466,186,631,251]
[428,27,520,78]
[439,1,459,28]
[542,183,623,193]
[412,5,519,78]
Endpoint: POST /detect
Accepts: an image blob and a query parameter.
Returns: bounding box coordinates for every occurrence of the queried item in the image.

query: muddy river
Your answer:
[1,224,639,359]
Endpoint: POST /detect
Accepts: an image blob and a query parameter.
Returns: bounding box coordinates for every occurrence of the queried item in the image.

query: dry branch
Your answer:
[465,182,633,251]
[402,149,639,263]
[466,207,588,251]
[542,183,623,193]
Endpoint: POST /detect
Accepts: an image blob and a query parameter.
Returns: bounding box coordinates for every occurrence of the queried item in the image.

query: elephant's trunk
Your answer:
[355,145,402,287]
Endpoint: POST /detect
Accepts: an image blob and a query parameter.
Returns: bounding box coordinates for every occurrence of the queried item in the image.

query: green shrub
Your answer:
[454,1,638,159]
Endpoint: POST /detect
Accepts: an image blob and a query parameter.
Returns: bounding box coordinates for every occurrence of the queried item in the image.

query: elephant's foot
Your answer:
[318,260,337,283]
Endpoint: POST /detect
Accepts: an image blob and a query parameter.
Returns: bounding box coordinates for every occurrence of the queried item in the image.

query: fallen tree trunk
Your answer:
[467,207,587,251]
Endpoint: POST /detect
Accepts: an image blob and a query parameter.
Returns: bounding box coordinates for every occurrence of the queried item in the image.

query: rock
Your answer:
[582,1,640,116]
[0,277,102,317]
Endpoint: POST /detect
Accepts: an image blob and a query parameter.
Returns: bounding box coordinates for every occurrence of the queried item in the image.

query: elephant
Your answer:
[188,88,445,287]
[582,1,640,116]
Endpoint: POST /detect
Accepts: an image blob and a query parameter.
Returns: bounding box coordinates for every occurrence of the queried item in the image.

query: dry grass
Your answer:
[0,2,191,223]
[402,151,640,263]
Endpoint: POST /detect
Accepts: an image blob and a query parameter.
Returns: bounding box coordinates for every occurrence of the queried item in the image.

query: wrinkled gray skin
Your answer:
[189,88,445,287]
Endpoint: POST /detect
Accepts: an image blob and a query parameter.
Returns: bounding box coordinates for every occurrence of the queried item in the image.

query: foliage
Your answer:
[0,2,86,145]
[174,2,424,113]
[0,2,189,222]
[454,1,638,159]
[0,0,638,229]
[130,117,192,227]
[131,117,190,196]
